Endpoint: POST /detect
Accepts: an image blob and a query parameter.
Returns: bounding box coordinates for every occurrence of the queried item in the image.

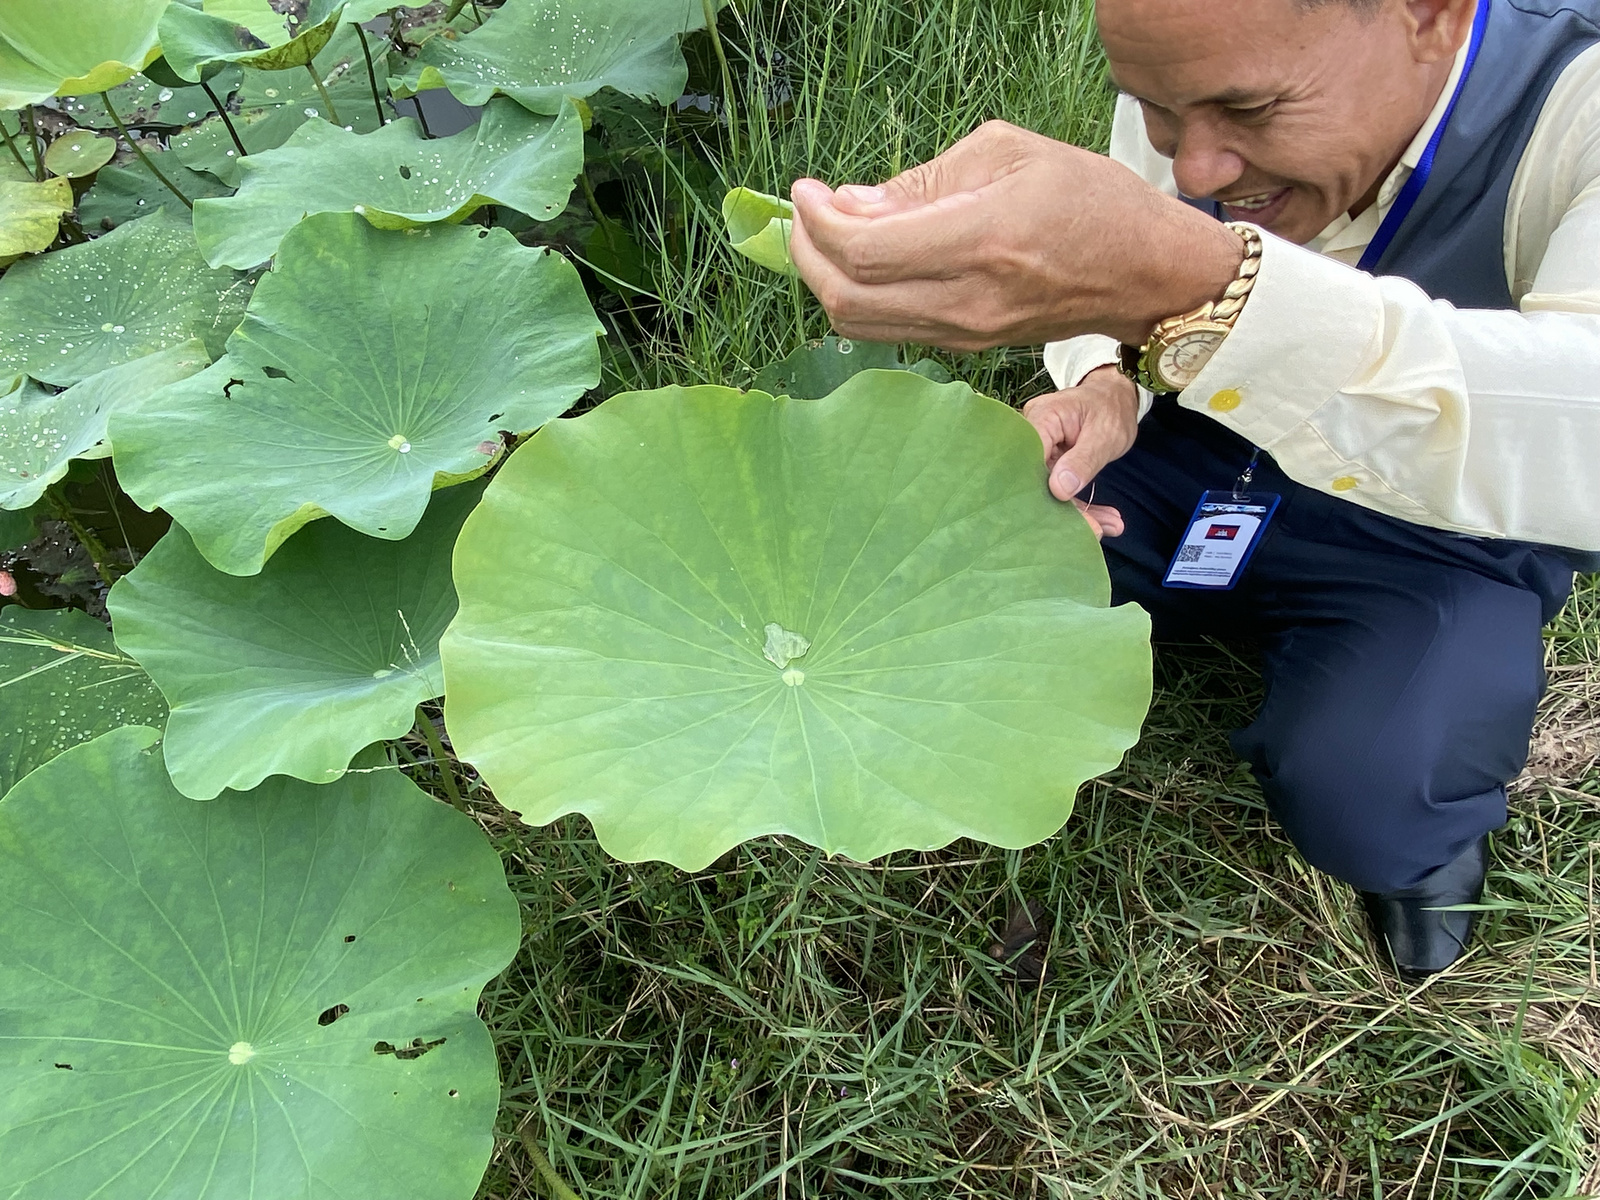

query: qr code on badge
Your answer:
[1176,545,1204,564]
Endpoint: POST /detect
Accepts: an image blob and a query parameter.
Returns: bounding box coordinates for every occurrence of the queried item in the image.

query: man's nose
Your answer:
[1169,121,1248,200]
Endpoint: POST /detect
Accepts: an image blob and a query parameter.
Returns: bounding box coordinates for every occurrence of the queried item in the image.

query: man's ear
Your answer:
[1403,0,1479,64]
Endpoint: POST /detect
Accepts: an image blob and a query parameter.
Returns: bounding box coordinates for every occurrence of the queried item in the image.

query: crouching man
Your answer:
[787,0,1600,978]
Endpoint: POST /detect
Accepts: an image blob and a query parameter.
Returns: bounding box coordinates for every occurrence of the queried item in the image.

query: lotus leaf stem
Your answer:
[415,703,465,811]
[200,81,247,160]
[445,0,468,19]
[516,1124,584,1200]
[44,485,121,584]
[702,0,740,160]
[354,25,387,126]
[98,92,191,210]
[0,117,33,176]
[24,105,45,180]
[304,63,343,126]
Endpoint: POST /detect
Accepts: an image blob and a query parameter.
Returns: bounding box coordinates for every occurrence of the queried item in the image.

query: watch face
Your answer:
[1154,329,1228,391]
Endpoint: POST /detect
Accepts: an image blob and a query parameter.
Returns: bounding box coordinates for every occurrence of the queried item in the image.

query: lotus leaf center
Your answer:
[782,668,805,687]
[762,623,811,670]
[228,1041,255,1065]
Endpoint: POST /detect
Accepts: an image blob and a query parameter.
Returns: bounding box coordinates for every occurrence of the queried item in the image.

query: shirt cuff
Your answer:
[1177,231,1384,443]
[1042,335,1155,419]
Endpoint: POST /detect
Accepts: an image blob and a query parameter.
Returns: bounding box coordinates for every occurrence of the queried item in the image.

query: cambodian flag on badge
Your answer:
[1205,524,1241,541]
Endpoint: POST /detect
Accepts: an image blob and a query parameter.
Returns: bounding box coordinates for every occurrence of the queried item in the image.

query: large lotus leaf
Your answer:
[0,606,166,797]
[754,336,952,400]
[159,0,346,80]
[723,186,796,275]
[0,175,70,258]
[440,373,1154,869]
[396,0,708,114]
[78,154,234,232]
[173,26,393,186]
[0,211,249,386]
[0,0,166,107]
[110,484,477,800]
[0,725,522,1200]
[195,98,583,269]
[113,213,601,576]
[0,342,209,511]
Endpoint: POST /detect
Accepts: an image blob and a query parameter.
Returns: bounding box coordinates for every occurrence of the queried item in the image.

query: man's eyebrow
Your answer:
[1110,79,1278,109]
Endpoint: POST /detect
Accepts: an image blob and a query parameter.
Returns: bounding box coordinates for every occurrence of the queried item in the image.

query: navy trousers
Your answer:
[1094,400,1574,894]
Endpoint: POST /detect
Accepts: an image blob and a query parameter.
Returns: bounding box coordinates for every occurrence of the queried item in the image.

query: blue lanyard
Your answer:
[1357,0,1491,272]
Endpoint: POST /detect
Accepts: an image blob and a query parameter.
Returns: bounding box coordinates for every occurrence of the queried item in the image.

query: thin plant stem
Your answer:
[516,1124,583,1200]
[354,25,387,126]
[701,0,740,161]
[410,96,433,138]
[99,92,191,209]
[200,81,247,159]
[415,703,464,811]
[24,105,45,179]
[43,485,121,584]
[0,117,33,175]
[304,63,342,125]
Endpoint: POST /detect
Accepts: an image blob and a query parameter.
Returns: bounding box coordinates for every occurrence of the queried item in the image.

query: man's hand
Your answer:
[1022,366,1141,539]
[788,121,1244,350]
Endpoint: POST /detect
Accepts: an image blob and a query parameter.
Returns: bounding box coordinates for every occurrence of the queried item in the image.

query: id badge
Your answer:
[1162,490,1280,590]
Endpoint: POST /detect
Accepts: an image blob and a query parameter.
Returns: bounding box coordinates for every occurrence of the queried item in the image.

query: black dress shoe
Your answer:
[1360,836,1489,980]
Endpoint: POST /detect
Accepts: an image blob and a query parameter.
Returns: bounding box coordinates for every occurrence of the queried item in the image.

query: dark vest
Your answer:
[1188,0,1600,565]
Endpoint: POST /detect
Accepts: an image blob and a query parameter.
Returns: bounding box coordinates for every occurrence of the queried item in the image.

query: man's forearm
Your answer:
[1184,233,1600,551]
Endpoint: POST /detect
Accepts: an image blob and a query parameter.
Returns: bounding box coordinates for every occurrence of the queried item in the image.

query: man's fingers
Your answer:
[792,180,988,286]
[1049,410,1135,501]
[1076,501,1125,540]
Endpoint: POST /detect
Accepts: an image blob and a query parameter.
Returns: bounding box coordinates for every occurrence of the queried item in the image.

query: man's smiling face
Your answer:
[1098,0,1469,244]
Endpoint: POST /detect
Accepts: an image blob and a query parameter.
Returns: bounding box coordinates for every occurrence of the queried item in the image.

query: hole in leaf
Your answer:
[448,1089,459,1097]
[317,1003,350,1026]
[476,228,489,238]
[343,934,356,943]
[374,1037,447,1060]
[54,1063,72,1070]
[398,165,412,179]
[223,377,246,398]
[486,413,503,423]
[261,366,291,380]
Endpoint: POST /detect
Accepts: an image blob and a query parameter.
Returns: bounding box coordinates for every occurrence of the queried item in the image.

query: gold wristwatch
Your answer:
[1119,222,1263,394]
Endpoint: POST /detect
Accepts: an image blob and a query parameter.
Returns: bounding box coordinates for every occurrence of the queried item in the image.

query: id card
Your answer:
[1162,491,1280,590]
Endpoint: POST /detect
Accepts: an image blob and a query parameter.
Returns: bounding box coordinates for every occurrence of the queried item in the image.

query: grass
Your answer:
[421,2,1600,1195]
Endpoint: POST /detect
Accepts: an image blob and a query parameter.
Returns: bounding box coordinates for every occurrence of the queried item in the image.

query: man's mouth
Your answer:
[1218,187,1292,223]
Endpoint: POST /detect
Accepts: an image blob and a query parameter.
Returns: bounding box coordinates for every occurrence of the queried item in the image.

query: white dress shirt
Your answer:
[1044,40,1600,552]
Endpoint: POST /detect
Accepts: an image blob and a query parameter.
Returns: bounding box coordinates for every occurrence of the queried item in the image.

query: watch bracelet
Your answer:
[1119,221,1263,392]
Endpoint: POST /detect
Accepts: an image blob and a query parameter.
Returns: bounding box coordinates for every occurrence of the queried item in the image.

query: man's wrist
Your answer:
[1116,213,1248,343]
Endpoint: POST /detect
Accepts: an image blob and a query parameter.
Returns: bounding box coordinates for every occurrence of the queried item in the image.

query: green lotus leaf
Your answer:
[113,212,602,576]
[41,131,115,179]
[395,0,708,114]
[0,175,71,259]
[754,336,951,400]
[440,372,1154,870]
[0,501,36,549]
[0,342,210,511]
[0,0,166,107]
[0,725,522,1200]
[110,484,477,800]
[56,67,239,130]
[78,153,233,232]
[722,186,796,274]
[172,25,393,186]
[0,210,250,386]
[0,607,166,797]
[194,97,584,269]
[159,0,346,80]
